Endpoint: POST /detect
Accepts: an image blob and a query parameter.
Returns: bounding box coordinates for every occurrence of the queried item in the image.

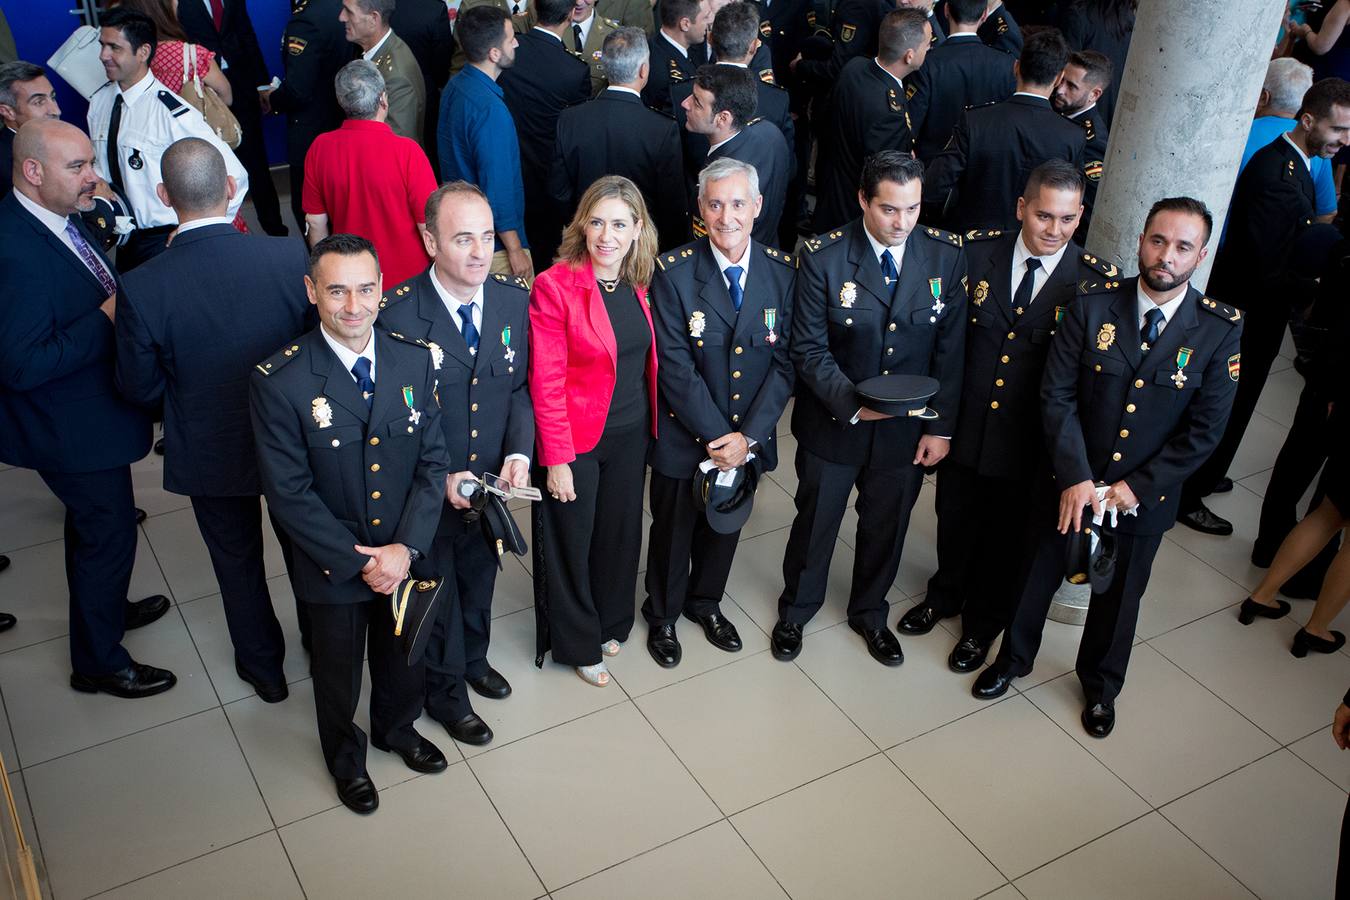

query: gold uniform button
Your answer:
[371,518,381,526]
[471,403,479,412]
[369,437,380,446]
[990,401,999,409]
[731,414,740,422]
[1094,364,1102,372]
[1000,355,1010,363]
[881,369,889,375]
[1134,379,1144,388]
[697,339,704,347]
[734,346,743,355]
[1119,429,1129,438]
[845,318,853,326]
[886,347,894,355]
[995,378,1004,387]
[407,426,414,433]
[370,463,380,472]
[323,569,331,576]
[470,453,478,461]
[1159,495,1166,502]
[732,393,740,401]
[888,323,897,332]
[1007,332,1016,340]
[371,491,381,499]
[472,377,479,385]
[471,429,478,438]
[1112,452,1122,461]
[331,439,340,447]
[732,371,741,379]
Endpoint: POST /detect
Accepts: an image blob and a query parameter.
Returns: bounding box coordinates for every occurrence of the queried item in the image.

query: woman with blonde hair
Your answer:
[529,176,660,686]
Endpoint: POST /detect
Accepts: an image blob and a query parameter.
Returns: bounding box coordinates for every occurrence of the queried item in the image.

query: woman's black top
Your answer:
[599,280,650,431]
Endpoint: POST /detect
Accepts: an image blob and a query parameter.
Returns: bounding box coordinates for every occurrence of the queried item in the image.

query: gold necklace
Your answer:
[597,277,621,293]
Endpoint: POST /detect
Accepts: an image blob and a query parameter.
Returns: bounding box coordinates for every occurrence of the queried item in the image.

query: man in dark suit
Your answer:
[643,0,711,114]
[972,198,1243,738]
[924,29,1085,232]
[0,121,172,697]
[251,234,451,815]
[552,28,688,247]
[979,1,1022,55]
[115,138,312,702]
[682,65,790,246]
[499,0,592,270]
[390,0,454,172]
[177,0,287,236]
[644,157,795,667]
[898,162,1115,669]
[1178,79,1350,536]
[262,0,355,233]
[377,182,533,746]
[813,9,929,234]
[905,0,1014,162]
[1051,49,1111,235]
[775,151,966,663]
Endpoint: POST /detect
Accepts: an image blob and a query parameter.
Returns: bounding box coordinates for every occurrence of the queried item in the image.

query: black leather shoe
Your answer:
[468,667,512,699]
[0,613,14,633]
[684,610,742,652]
[134,507,147,525]
[1291,628,1347,658]
[897,602,943,635]
[771,620,803,660]
[1210,476,1234,495]
[647,624,682,668]
[850,621,903,666]
[438,712,493,746]
[70,662,177,698]
[1081,702,1115,738]
[372,735,448,773]
[0,554,9,574]
[235,661,288,703]
[153,438,166,456]
[336,776,379,814]
[948,635,991,673]
[125,594,170,630]
[1177,505,1233,536]
[972,665,1017,700]
[1237,597,1290,625]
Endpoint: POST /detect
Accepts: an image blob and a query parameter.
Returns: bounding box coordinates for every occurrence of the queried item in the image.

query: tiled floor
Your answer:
[1,316,1345,898]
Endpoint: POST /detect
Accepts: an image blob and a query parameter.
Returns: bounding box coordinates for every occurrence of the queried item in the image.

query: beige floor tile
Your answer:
[179,574,309,704]
[223,674,432,827]
[1237,467,1271,498]
[455,607,630,758]
[732,754,1003,900]
[636,652,875,813]
[1135,538,1249,641]
[0,467,66,554]
[1228,412,1286,482]
[551,821,785,900]
[128,452,194,518]
[1162,750,1343,900]
[4,771,48,895]
[889,696,1149,879]
[491,553,535,619]
[1149,608,1350,743]
[1023,645,1277,805]
[0,532,171,653]
[97,832,304,900]
[740,476,800,539]
[1287,727,1350,792]
[142,506,287,604]
[603,593,769,698]
[24,709,272,899]
[0,687,16,775]
[281,763,542,900]
[794,613,991,749]
[1166,486,1268,593]
[979,887,1024,900]
[1253,365,1304,429]
[1015,813,1253,900]
[468,702,721,891]
[0,612,218,766]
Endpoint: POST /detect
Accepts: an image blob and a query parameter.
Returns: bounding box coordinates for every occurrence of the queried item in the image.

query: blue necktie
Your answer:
[351,356,375,409]
[459,302,480,354]
[1142,307,1165,350]
[725,266,744,311]
[880,249,899,299]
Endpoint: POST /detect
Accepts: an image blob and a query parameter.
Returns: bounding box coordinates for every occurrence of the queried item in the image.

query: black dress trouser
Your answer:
[537,420,649,667]
[642,470,740,628]
[424,524,499,722]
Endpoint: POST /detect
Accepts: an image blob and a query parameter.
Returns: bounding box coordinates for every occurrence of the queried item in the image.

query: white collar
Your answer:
[532,25,565,43]
[1282,131,1313,170]
[946,31,981,40]
[117,71,159,103]
[660,29,690,58]
[1069,102,1098,120]
[363,28,393,61]
[13,188,73,237]
[873,59,905,92]
[1012,90,1048,100]
[1012,230,1070,278]
[721,60,749,68]
[428,264,485,315]
[605,85,641,97]
[175,215,235,234]
[709,238,752,279]
[574,11,595,40]
[862,223,906,265]
[320,325,376,380]
[708,129,740,155]
[1136,280,1188,327]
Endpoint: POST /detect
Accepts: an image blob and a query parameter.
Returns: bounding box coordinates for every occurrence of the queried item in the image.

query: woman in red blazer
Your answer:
[530,176,659,686]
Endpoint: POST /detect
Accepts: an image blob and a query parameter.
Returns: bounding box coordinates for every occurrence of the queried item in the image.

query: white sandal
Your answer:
[601,639,622,657]
[576,662,610,687]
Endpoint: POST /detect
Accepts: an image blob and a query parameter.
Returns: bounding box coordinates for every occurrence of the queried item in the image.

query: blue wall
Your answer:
[2,0,291,164]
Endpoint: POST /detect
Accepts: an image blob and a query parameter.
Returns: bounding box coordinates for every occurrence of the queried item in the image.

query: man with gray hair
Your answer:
[551,26,687,246]
[340,0,426,142]
[302,59,437,286]
[115,137,312,701]
[642,156,795,667]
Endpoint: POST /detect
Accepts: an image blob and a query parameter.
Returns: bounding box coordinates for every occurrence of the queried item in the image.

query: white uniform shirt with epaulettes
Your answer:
[87,72,250,228]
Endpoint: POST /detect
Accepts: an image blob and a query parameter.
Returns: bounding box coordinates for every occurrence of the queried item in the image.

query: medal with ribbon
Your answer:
[764,308,778,344]
[502,325,515,363]
[402,385,421,424]
[1171,347,1193,389]
[928,278,944,316]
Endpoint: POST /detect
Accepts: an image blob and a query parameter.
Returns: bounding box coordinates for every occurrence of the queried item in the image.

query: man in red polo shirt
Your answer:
[302,59,437,286]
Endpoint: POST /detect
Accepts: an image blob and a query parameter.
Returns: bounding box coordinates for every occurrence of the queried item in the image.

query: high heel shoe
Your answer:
[1291,628,1346,658]
[1237,597,1290,625]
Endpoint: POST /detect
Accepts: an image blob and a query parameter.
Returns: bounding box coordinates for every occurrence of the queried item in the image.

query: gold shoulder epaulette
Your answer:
[1199,296,1243,323]
[964,228,1003,242]
[803,229,846,254]
[254,341,303,376]
[491,272,530,290]
[657,243,698,271]
[923,226,962,247]
[1079,252,1118,279]
[762,245,795,267]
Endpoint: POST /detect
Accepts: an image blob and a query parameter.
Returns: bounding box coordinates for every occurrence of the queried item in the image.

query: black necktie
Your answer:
[573,24,584,51]
[880,249,899,300]
[1142,307,1165,350]
[106,95,125,194]
[351,357,375,409]
[1012,257,1041,310]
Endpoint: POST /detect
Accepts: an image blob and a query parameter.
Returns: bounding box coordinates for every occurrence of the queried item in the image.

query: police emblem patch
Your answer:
[839,282,857,308]
[1096,323,1117,351]
[1227,353,1240,382]
[840,23,856,42]
[311,397,334,428]
[972,280,989,306]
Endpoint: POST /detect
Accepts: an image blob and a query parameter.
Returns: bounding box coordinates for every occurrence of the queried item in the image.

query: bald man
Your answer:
[0,120,173,697]
[115,138,312,701]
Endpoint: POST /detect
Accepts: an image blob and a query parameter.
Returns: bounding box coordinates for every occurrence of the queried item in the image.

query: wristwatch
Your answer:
[405,545,421,563]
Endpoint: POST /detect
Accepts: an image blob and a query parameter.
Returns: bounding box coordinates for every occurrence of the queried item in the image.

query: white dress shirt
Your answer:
[1009,232,1070,305]
[862,223,906,273]
[320,325,376,384]
[574,11,595,46]
[1282,131,1313,171]
[175,214,236,235]
[1135,281,1188,338]
[362,28,393,61]
[13,190,116,288]
[708,239,751,293]
[660,29,690,58]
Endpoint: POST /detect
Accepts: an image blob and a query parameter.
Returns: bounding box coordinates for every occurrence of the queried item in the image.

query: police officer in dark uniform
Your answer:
[972,198,1243,739]
[979,1,1022,55]
[923,29,1084,232]
[905,0,1014,162]
[749,0,815,84]
[644,157,795,667]
[643,0,710,114]
[1051,50,1112,236]
[262,0,355,231]
[813,9,929,234]
[500,0,592,270]
[377,183,533,747]
[251,234,451,815]
[793,0,895,90]
[774,151,966,663]
[899,162,1115,671]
